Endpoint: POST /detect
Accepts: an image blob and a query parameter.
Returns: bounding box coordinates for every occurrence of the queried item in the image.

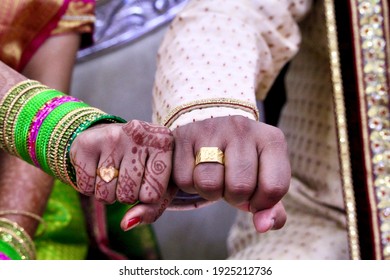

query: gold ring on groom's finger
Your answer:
[96,166,119,183]
[195,147,224,166]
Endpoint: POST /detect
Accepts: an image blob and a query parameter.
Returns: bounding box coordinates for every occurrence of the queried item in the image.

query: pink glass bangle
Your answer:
[27,96,81,167]
[0,252,11,260]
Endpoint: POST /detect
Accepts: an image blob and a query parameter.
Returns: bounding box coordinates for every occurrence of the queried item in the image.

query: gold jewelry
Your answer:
[0,210,47,238]
[97,166,119,183]
[195,147,224,166]
[0,217,36,259]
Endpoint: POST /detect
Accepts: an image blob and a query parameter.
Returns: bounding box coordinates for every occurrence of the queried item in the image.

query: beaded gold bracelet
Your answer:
[1,85,49,156]
[47,107,104,185]
[0,210,47,238]
[0,218,35,260]
[52,109,107,186]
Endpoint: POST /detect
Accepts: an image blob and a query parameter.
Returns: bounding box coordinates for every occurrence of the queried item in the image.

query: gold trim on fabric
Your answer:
[161,98,260,127]
[324,0,360,260]
[350,0,390,259]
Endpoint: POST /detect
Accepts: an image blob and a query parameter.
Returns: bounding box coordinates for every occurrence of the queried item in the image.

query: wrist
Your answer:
[0,79,126,188]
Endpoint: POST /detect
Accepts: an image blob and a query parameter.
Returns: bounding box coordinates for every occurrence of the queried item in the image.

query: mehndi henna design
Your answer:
[69,120,173,206]
[122,120,174,152]
[117,168,138,204]
[149,151,167,175]
[122,120,173,203]
[71,159,95,195]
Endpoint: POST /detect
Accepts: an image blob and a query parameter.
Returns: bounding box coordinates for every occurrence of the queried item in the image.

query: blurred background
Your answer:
[70,0,238,260]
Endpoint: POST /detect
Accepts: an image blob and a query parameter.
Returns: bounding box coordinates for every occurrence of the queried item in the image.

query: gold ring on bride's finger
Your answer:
[96,166,119,183]
[195,147,224,166]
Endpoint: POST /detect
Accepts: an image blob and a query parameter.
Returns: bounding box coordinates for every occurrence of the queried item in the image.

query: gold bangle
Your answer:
[1,85,48,156]
[47,107,101,183]
[54,109,105,185]
[0,217,36,259]
[0,210,47,238]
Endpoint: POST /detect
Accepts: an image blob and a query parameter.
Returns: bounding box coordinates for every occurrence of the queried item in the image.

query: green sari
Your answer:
[35,180,160,260]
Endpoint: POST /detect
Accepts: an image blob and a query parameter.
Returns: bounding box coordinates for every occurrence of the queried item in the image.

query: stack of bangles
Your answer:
[0,218,35,260]
[0,79,126,260]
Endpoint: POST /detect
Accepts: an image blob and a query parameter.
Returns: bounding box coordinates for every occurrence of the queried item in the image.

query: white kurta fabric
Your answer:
[153,0,311,128]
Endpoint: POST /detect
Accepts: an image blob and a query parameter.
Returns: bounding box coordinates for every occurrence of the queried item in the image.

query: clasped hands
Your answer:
[69,116,291,233]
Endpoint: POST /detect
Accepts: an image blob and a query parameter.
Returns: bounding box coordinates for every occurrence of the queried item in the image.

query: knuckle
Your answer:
[267,127,287,144]
[71,131,94,150]
[140,192,161,204]
[96,194,116,205]
[105,197,116,205]
[172,165,193,189]
[196,178,223,192]
[228,180,255,197]
[104,126,123,144]
[117,196,134,204]
[263,183,288,202]
[230,115,250,126]
[96,197,114,204]
[230,115,252,134]
[173,174,193,190]
[116,188,138,205]
[77,188,94,196]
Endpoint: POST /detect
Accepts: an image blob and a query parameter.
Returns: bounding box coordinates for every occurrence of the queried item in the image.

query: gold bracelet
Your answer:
[0,217,36,260]
[47,107,101,183]
[1,85,48,156]
[0,210,47,238]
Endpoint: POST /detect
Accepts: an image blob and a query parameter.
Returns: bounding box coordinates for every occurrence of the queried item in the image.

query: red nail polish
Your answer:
[125,217,141,231]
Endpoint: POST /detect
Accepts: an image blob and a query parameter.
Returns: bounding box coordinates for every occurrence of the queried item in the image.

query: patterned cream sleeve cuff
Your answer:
[162,98,259,128]
[153,0,312,128]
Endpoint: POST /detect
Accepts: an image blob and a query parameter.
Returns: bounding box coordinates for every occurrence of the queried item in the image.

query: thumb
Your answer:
[252,201,287,233]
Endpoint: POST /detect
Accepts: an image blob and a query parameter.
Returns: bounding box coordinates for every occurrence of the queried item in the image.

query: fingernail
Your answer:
[125,217,141,231]
[269,218,275,231]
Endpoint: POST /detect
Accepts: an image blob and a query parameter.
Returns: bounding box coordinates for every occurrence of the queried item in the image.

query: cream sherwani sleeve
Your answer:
[152,0,312,129]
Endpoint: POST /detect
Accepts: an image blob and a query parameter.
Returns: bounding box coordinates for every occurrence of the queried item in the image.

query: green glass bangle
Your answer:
[14,90,62,164]
[0,240,22,260]
[1,86,48,155]
[35,102,89,175]
[66,114,126,186]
